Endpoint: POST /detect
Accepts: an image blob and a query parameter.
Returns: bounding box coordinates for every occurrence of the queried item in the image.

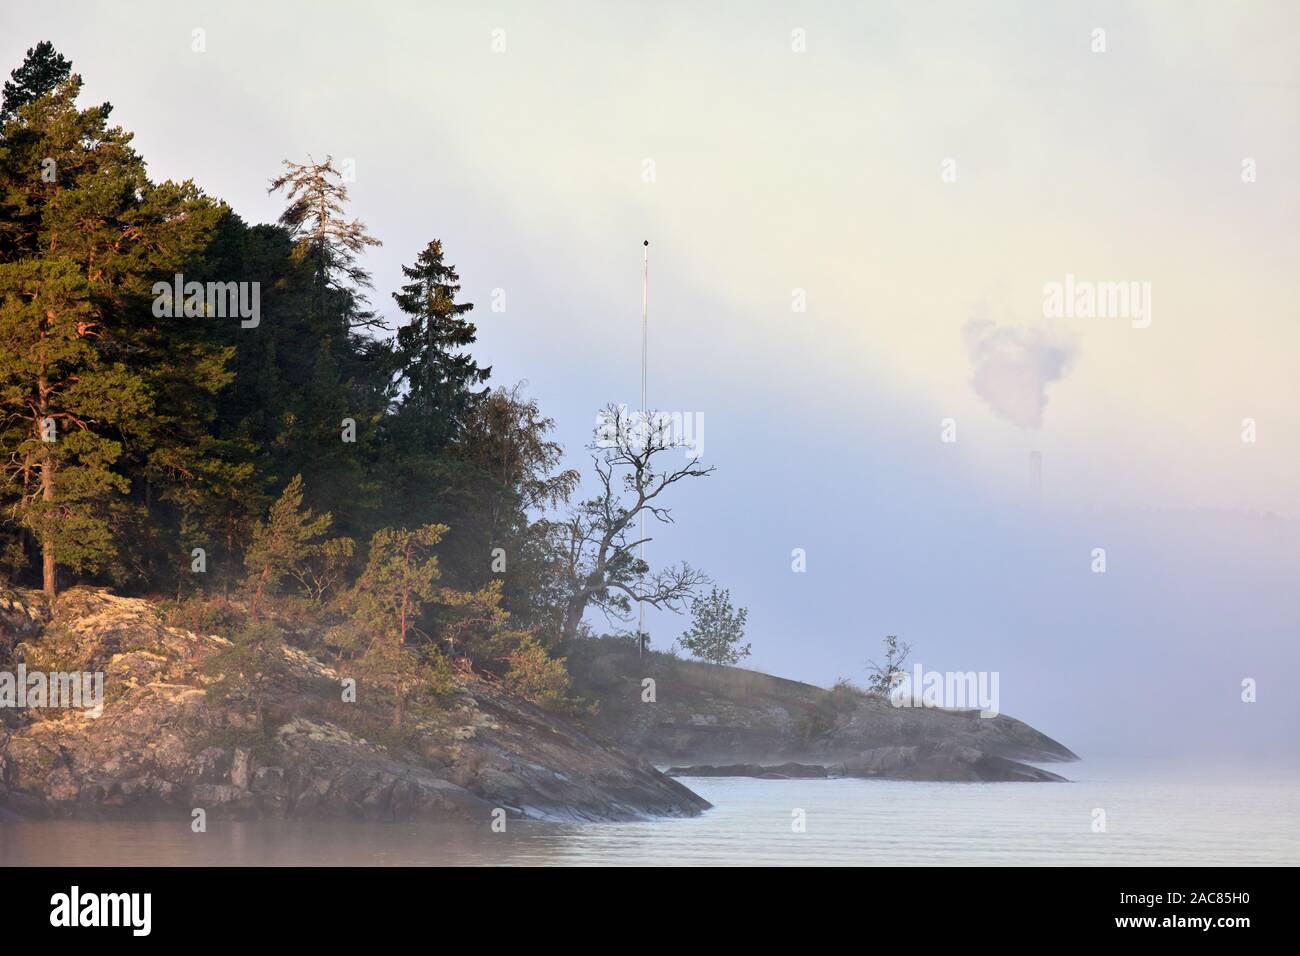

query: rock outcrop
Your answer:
[570,640,1077,782]
[0,588,709,822]
[668,744,1068,783]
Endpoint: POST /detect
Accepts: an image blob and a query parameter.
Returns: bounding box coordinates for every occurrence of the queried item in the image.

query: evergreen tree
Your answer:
[435,385,578,631]
[266,158,390,535]
[0,46,587,708]
[334,524,454,728]
[0,259,139,596]
[0,67,231,595]
[390,239,489,448]
[437,580,571,706]
[203,621,287,731]
[243,475,345,619]
[0,41,74,128]
[268,156,381,330]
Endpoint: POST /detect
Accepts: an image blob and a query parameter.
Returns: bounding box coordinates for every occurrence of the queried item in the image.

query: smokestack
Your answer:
[1029,449,1042,499]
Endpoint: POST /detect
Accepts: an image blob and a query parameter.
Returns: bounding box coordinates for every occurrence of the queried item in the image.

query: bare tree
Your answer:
[548,403,712,645]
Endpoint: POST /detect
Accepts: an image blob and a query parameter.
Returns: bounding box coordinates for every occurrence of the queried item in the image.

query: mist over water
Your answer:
[4,758,1294,866]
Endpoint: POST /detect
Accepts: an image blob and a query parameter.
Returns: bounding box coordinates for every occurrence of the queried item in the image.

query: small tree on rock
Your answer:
[678,587,750,665]
[866,634,912,700]
[334,524,454,729]
[244,475,346,619]
[203,621,287,731]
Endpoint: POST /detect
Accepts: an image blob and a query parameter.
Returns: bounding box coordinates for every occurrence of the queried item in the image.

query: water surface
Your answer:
[3,758,1295,865]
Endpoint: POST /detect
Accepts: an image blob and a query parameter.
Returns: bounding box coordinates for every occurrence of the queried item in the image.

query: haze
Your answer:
[3,0,1296,759]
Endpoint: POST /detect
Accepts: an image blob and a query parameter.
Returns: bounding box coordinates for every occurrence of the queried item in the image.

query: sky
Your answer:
[3,0,1297,759]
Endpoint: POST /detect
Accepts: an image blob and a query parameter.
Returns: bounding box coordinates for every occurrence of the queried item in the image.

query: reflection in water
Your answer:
[2,759,1296,866]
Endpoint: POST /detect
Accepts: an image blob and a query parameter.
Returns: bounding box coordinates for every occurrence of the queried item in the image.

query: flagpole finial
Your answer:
[643,239,649,246]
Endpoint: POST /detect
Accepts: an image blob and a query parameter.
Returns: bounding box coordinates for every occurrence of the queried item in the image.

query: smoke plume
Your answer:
[962,319,1078,430]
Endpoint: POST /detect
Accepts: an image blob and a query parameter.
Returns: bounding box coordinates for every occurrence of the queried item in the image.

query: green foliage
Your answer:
[203,622,288,730]
[0,259,134,587]
[354,635,456,730]
[244,475,349,618]
[0,44,608,715]
[504,636,572,707]
[866,635,911,699]
[0,41,73,128]
[390,239,488,447]
[162,593,242,638]
[332,524,452,728]
[0,58,233,596]
[346,524,448,642]
[678,587,751,665]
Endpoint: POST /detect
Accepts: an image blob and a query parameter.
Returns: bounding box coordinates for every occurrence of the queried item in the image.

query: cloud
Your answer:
[962,318,1078,430]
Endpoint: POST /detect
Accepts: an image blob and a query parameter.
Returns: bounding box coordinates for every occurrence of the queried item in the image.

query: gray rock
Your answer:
[0,588,710,822]
[568,640,1077,782]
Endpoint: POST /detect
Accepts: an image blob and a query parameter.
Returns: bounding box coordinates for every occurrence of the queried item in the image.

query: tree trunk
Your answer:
[398,539,411,645]
[250,565,269,620]
[40,454,56,599]
[561,594,587,645]
[42,541,56,598]
[37,380,56,599]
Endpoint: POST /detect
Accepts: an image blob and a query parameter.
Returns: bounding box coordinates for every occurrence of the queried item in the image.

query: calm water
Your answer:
[3,758,1296,865]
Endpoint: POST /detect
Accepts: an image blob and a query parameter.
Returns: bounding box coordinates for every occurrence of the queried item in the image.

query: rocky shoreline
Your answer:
[568,639,1077,783]
[666,747,1068,783]
[0,588,708,823]
[1,589,1079,825]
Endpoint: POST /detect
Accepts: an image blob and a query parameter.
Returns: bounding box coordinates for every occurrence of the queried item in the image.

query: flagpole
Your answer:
[639,240,648,659]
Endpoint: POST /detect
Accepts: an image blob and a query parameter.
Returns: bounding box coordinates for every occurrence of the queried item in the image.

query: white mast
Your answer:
[639,240,648,659]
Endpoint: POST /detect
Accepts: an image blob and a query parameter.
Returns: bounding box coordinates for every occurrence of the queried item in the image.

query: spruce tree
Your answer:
[391,239,490,448]
[267,156,381,330]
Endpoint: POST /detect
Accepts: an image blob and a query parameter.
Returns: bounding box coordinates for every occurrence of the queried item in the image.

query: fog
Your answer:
[4,0,1295,760]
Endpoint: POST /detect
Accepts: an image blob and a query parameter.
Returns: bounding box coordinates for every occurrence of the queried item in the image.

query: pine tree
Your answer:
[0,41,74,128]
[334,524,454,729]
[0,66,231,596]
[203,622,287,731]
[243,475,342,619]
[0,259,141,596]
[265,158,390,536]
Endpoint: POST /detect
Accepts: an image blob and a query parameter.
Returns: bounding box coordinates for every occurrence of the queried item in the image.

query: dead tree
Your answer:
[549,403,712,646]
